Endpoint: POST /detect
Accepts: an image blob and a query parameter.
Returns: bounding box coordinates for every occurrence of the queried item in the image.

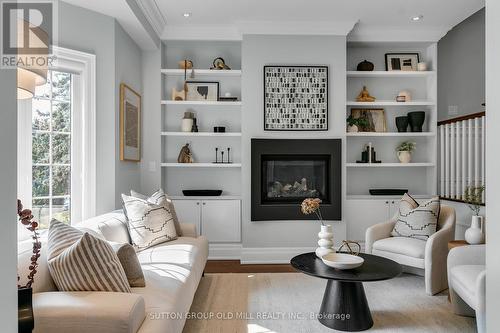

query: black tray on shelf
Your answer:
[369,189,408,196]
[182,190,223,196]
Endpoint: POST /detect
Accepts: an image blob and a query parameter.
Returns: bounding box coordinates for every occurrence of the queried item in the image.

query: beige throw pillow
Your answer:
[391,194,440,241]
[122,194,178,251]
[110,242,146,287]
[47,220,131,292]
[130,189,182,236]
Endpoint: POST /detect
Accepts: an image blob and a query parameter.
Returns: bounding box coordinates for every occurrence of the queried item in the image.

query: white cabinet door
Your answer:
[388,199,399,219]
[172,200,201,236]
[201,200,241,242]
[345,199,391,242]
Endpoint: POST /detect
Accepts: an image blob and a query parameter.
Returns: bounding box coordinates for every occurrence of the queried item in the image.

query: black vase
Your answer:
[395,116,409,132]
[407,111,426,132]
[18,287,34,333]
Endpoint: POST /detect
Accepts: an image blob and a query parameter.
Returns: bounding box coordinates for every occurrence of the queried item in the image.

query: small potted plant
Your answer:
[463,186,485,244]
[396,141,416,163]
[346,115,369,133]
[301,198,334,258]
[17,199,41,333]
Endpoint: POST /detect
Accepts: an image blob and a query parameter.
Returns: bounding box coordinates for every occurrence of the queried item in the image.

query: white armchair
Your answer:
[447,244,486,333]
[365,205,456,295]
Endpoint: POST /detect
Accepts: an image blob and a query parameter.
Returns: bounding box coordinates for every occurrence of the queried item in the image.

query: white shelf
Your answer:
[346,100,435,106]
[161,69,242,77]
[346,132,435,137]
[346,194,433,200]
[161,163,241,168]
[161,100,242,106]
[346,163,435,168]
[347,71,435,78]
[161,132,242,137]
[170,195,242,200]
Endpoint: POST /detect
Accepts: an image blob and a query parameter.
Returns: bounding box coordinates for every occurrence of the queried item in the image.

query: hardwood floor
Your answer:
[204,260,296,273]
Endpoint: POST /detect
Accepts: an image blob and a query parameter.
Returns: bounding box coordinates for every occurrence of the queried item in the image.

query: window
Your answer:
[18,47,96,233]
[31,71,72,228]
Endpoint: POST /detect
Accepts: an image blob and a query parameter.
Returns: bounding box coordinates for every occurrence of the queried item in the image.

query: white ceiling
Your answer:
[62,0,485,48]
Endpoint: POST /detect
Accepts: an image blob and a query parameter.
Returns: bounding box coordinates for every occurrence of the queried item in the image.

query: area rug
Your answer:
[183,273,475,333]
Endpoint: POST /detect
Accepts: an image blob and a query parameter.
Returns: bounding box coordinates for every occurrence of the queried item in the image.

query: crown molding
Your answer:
[135,0,167,37]
[348,24,451,43]
[162,24,241,41]
[237,20,357,36]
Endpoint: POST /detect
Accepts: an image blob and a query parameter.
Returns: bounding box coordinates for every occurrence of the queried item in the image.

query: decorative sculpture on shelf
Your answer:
[172,87,186,101]
[356,86,376,102]
[210,57,231,70]
[177,143,194,163]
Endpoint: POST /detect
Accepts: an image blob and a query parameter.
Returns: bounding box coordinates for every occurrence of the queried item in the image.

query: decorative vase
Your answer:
[395,116,409,132]
[18,287,34,333]
[357,60,374,71]
[407,111,426,132]
[397,151,412,163]
[417,62,428,71]
[315,225,334,258]
[465,216,485,245]
[347,124,359,133]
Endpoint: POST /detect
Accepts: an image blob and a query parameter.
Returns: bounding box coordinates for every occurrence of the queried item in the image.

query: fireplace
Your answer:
[251,139,341,221]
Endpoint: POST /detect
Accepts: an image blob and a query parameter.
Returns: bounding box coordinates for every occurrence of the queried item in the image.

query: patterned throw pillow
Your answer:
[122,194,178,251]
[130,189,182,236]
[391,194,440,241]
[47,220,131,292]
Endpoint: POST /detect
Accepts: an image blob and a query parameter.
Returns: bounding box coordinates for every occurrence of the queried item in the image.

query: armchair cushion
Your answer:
[372,236,426,258]
[450,265,485,300]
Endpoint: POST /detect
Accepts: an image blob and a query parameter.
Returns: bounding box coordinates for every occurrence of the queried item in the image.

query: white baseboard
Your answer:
[240,247,316,264]
[208,243,242,260]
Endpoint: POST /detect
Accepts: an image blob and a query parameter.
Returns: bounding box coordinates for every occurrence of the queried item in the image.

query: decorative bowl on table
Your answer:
[321,253,364,270]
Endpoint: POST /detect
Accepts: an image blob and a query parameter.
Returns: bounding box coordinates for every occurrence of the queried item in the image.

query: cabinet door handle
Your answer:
[202,202,206,205]
[385,201,389,204]
[196,202,200,205]
[391,201,395,204]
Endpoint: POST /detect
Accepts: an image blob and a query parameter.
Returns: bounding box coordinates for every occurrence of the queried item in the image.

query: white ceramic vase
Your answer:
[465,215,485,245]
[347,125,359,133]
[315,224,334,258]
[181,118,193,132]
[397,151,412,163]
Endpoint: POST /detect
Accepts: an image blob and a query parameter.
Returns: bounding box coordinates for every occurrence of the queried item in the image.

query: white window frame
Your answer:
[17,46,96,228]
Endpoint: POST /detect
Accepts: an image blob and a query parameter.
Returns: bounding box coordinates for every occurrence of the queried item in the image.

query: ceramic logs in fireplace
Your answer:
[251,139,341,221]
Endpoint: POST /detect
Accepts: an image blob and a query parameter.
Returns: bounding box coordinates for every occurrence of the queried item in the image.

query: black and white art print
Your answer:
[264,65,328,131]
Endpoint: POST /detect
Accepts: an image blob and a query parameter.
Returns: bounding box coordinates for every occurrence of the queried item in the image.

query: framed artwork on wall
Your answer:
[185,81,219,101]
[264,65,328,131]
[120,83,141,161]
[350,108,387,132]
[385,53,420,71]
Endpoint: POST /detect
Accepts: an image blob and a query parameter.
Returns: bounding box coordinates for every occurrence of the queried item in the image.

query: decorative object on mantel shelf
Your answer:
[301,198,334,258]
[210,57,231,70]
[396,90,412,102]
[463,185,485,245]
[385,53,420,71]
[356,86,376,102]
[17,199,41,333]
[396,141,416,163]
[395,116,409,132]
[177,143,194,163]
[350,109,386,132]
[357,142,381,163]
[264,65,328,131]
[181,112,194,132]
[356,60,374,71]
[407,111,426,132]
[346,115,369,133]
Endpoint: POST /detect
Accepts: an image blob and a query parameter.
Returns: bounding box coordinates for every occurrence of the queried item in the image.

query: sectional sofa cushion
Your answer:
[122,194,178,251]
[391,194,440,241]
[47,220,131,292]
[131,189,182,236]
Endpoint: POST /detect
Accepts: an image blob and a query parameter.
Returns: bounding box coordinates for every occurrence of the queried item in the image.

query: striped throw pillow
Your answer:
[122,194,178,251]
[391,194,440,241]
[47,220,131,292]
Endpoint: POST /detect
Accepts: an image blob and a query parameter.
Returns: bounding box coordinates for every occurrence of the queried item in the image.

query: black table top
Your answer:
[290,252,402,282]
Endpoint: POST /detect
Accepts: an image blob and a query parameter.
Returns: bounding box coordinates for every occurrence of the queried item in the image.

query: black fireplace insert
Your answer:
[251,139,341,221]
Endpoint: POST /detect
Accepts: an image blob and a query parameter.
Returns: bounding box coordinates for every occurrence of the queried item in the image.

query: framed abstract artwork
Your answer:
[264,65,328,131]
[350,108,387,132]
[185,81,219,101]
[120,83,141,161]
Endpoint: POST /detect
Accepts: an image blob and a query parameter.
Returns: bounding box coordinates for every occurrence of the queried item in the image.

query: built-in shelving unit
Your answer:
[346,163,435,168]
[346,100,435,106]
[346,70,435,78]
[161,132,242,137]
[161,163,242,168]
[346,132,435,137]
[161,68,242,77]
[161,100,242,106]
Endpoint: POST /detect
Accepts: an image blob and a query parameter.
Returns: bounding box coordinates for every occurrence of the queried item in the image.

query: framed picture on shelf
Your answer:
[350,108,387,132]
[264,65,328,131]
[385,53,420,71]
[120,83,141,161]
[185,81,219,101]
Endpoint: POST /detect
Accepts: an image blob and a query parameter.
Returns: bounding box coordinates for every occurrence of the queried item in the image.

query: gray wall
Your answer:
[115,21,143,207]
[241,35,347,249]
[438,8,485,121]
[0,68,18,331]
[59,2,143,213]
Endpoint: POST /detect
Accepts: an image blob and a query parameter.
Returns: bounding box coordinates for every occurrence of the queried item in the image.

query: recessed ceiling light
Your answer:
[411,15,423,22]
[183,12,191,18]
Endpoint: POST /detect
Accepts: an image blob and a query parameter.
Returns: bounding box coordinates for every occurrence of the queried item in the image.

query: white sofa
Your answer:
[18,210,209,333]
[365,205,456,295]
[448,244,486,333]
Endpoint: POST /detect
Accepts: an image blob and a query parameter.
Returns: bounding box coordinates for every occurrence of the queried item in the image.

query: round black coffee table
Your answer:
[290,252,402,332]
